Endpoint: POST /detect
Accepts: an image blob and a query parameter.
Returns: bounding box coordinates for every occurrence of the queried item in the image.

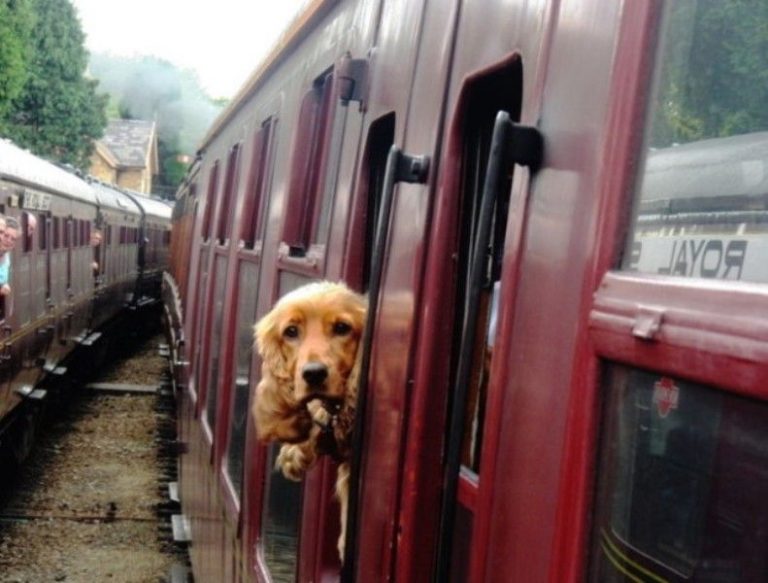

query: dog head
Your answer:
[255,281,367,408]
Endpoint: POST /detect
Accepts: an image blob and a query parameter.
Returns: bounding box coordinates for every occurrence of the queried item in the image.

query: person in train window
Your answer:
[0,215,9,296]
[90,228,102,274]
[25,212,37,239]
[0,217,20,297]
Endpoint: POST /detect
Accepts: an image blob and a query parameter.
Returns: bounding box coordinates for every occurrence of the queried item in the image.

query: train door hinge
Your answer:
[338,54,369,109]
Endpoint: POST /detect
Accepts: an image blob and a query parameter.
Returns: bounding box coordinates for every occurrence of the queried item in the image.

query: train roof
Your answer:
[200,0,335,149]
[0,138,97,204]
[124,192,173,222]
[641,132,768,209]
[90,181,142,215]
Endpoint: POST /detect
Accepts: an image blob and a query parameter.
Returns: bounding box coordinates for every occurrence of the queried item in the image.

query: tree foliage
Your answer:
[651,0,768,147]
[0,0,107,169]
[0,0,34,118]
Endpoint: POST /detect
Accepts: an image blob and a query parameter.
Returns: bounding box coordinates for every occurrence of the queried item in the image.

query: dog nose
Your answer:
[302,362,328,387]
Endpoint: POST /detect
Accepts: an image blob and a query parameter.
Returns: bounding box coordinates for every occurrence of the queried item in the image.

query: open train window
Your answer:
[52,217,61,250]
[282,70,335,255]
[216,143,242,245]
[258,274,314,580]
[241,118,276,249]
[64,218,72,248]
[201,161,220,242]
[21,212,33,253]
[453,62,522,472]
[442,58,523,581]
[39,214,47,251]
[360,113,395,290]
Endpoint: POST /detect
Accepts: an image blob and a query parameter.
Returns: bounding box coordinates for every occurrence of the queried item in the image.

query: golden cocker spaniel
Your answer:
[252,280,366,560]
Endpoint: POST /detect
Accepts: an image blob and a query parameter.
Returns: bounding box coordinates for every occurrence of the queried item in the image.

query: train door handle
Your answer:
[342,144,430,574]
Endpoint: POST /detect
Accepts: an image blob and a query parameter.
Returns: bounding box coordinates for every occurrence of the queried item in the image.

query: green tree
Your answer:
[0,0,34,117]
[1,0,107,169]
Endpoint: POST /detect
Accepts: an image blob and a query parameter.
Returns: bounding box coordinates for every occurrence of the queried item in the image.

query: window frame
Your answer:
[279,69,338,275]
[216,143,243,246]
[240,118,277,251]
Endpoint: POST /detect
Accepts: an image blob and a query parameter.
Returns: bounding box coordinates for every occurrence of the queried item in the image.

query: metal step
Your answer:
[168,482,179,503]
[169,563,192,583]
[13,386,46,400]
[85,382,158,394]
[81,331,102,346]
[171,514,191,543]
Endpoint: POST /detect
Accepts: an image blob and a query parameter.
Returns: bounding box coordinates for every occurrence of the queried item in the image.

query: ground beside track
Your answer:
[0,334,187,583]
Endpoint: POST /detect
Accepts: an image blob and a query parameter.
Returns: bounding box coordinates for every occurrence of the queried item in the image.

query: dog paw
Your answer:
[307,399,332,425]
[337,532,345,563]
[276,443,312,481]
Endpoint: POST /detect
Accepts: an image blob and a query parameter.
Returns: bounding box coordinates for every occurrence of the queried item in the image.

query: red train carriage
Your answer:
[165,0,768,581]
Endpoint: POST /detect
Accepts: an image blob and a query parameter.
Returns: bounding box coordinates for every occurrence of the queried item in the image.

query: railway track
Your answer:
[0,333,189,583]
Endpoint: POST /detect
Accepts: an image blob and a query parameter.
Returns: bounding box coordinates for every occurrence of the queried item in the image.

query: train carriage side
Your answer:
[123,191,173,301]
[164,163,200,403]
[0,139,98,460]
[170,0,391,580]
[90,182,143,330]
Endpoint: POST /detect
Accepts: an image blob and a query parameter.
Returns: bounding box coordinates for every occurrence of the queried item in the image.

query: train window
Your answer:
[439,59,523,581]
[261,443,303,580]
[314,82,348,246]
[623,1,768,284]
[282,70,335,254]
[202,160,220,242]
[216,143,242,245]
[453,62,522,474]
[259,274,312,580]
[589,365,768,582]
[21,213,32,253]
[360,114,396,289]
[204,255,228,431]
[53,217,60,249]
[224,262,260,499]
[241,118,275,249]
[39,214,47,250]
[64,219,72,248]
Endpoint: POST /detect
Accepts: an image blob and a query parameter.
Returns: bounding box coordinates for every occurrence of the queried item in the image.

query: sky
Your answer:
[71,0,310,98]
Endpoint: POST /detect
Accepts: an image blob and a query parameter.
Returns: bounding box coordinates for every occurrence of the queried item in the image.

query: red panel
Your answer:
[473,0,630,580]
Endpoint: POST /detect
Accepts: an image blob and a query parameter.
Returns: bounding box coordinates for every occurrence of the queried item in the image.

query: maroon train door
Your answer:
[350,0,555,579]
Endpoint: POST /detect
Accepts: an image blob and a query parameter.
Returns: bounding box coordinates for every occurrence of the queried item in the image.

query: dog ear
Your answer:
[252,373,312,443]
[254,309,291,380]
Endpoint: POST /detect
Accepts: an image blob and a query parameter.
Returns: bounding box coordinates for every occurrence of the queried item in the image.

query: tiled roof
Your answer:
[98,119,156,168]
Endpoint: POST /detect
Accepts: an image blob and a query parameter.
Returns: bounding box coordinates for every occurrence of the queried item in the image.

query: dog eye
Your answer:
[283,325,299,339]
[332,322,352,336]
